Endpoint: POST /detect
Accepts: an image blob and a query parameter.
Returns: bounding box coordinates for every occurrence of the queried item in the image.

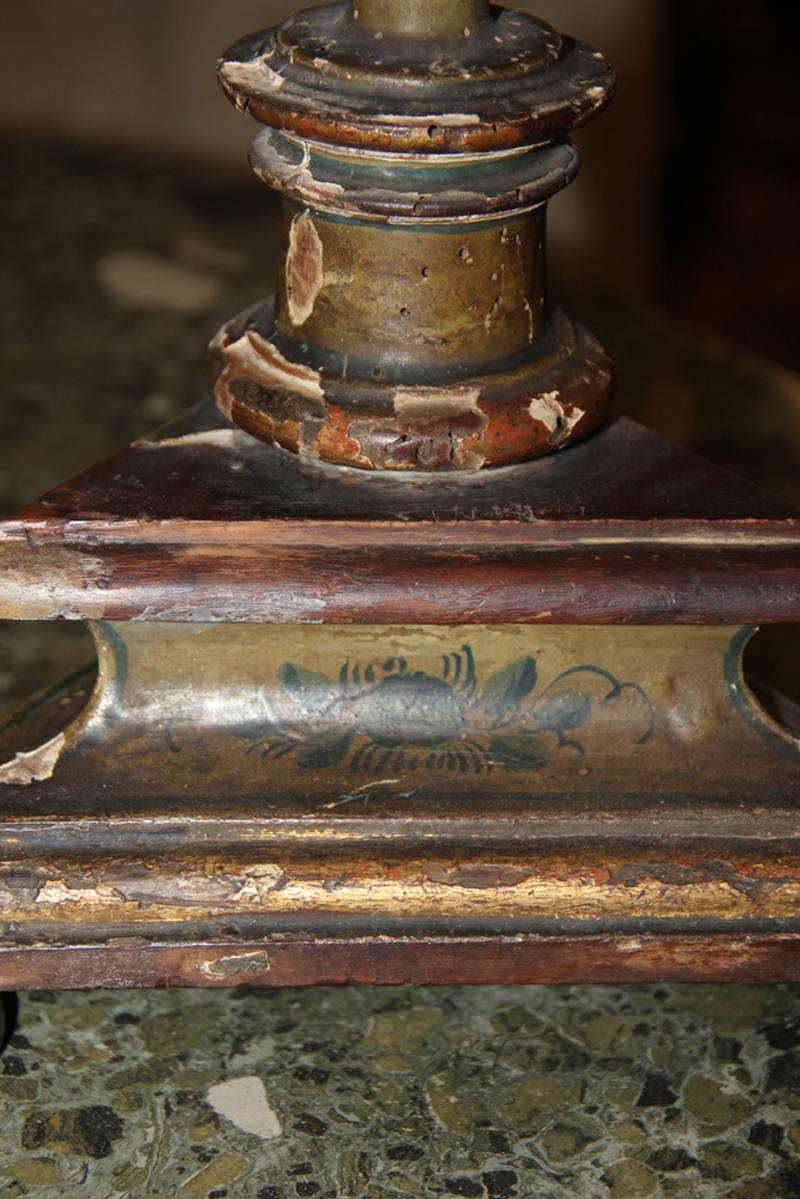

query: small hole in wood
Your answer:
[421,267,431,278]
[427,125,439,139]
[400,307,411,318]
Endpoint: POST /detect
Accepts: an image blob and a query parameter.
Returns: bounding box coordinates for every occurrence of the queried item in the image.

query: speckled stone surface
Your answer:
[2,983,800,1198]
[2,136,800,1197]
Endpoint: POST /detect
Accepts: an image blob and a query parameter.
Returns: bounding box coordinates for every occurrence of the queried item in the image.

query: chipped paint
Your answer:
[200,952,272,979]
[0,544,111,622]
[528,391,563,435]
[557,406,586,444]
[252,135,345,209]
[335,384,490,470]
[529,391,585,446]
[218,0,614,158]
[286,210,324,327]
[214,327,325,421]
[209,4,614,468]
[221,58,286,94]
[374,113,482,127]
[4,862,800,925]
[35,879,121,906]
[0,733,66,786]
[522,297,535,342]
[394,385,483,425]
[484,294,503,331]
[135,430,240,451]
[233,865,287,902]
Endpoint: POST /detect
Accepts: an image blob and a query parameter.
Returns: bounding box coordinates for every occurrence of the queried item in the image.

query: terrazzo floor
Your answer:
[3,981,800,1198]
[1,137,800,1197]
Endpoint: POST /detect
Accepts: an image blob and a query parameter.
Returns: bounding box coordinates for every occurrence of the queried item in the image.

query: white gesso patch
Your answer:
[286,210,324,327]
[528,392,585,444]
[528,391,563,434]
[222,59,287,94]
[0,732,66,786]
[206,1077,283,1141]
[135,429,241,451]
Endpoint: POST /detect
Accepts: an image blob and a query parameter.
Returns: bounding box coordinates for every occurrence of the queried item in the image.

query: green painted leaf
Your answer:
[534,691,591,733]
[298,732,354,769]
[482,657,538,716]
[231,718,280,742]
[281,663,332,692]
[489,733,552,771]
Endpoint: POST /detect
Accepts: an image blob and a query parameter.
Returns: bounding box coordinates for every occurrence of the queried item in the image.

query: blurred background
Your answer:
[0,0,799,712]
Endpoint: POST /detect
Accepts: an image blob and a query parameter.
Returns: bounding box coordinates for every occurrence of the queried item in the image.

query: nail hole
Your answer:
[421,267,431,278]
[400,307,411,318]
[427,125,439,139]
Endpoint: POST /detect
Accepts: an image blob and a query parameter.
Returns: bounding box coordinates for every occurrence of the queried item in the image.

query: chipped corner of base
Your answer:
[0,732,66,787]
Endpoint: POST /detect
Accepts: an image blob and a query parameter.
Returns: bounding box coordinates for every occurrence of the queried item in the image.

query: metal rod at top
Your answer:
[351,0,493,38]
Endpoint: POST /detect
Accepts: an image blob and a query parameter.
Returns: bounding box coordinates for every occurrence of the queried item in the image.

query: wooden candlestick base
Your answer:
[0,403,798,989]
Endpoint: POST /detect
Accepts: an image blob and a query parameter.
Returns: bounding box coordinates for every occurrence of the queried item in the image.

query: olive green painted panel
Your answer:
[2,622,786,814]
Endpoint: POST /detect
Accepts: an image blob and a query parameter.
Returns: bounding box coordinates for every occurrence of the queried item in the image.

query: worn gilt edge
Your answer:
[3,860,800,925]
[3,811,800,855]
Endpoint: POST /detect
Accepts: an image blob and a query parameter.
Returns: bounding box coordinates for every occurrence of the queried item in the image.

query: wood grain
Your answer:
[2,412,798,625]
[1,934,799,991]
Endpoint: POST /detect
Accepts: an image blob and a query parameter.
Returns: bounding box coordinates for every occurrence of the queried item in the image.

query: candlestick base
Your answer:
[0,403,798,989]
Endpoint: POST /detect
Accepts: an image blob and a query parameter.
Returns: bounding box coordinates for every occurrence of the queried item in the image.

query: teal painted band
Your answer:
[284,197,531,235]
[723,625,800,756]
[95,621,130,706]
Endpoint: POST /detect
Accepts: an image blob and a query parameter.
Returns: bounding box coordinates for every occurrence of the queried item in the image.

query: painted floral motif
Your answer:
[240,645,655,775]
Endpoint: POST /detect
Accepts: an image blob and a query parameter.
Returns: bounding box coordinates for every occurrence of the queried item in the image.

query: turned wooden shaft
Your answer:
[352,0,492,37]
[215,0,616,470]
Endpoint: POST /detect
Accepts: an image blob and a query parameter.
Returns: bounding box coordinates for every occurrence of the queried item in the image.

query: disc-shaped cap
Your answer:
[219,1,615,153]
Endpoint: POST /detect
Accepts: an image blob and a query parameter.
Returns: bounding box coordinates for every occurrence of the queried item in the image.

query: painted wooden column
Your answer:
[353,0,493,37]
[211,1,615,469]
